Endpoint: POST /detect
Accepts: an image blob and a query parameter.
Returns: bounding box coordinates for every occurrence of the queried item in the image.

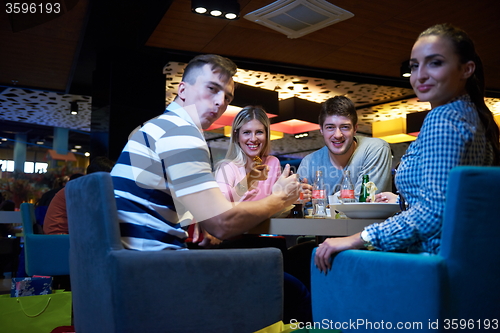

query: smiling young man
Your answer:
[110,54,303,251]
[297,96,392,197]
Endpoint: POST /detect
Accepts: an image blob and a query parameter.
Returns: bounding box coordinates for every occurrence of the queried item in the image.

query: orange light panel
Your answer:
[205,122,225,131]
[270,119,320,134]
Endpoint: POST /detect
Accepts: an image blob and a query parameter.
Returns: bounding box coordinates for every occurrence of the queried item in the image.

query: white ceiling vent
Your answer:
[244,0,354,39]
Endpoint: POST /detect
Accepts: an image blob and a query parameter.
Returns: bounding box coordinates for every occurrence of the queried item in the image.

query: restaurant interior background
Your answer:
[1,0,500,201]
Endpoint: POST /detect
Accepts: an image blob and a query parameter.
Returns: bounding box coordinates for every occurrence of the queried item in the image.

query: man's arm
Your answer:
[177,164,301,240]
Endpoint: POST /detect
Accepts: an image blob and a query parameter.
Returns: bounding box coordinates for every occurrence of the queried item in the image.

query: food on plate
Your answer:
[365,181,378,202]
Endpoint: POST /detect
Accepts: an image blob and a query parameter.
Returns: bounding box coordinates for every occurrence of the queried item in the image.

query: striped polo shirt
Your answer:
[111,102,219,250]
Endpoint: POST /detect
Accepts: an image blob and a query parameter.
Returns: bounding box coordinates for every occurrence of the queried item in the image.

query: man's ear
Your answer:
[177,81,187,101]
[353,124,358,135]
[462,60,476,80]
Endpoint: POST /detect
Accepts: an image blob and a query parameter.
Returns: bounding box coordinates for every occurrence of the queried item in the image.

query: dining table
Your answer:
[247,216,384,236]
[0,211,22,224]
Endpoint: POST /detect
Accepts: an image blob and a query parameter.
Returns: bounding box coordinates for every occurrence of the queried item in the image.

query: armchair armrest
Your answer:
[311,249,446,328]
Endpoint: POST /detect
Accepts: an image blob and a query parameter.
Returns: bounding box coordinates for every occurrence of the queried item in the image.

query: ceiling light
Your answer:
[84,152,90,157]
[194,6,207,14]
[372,118,417,144]
[70,101,79,115]
[36,141,44,145]
[191,0,240,20]
[231,83,279,116]
[294,132,309,139]
[400,60,411,78]
[75,145,82,149]
[205,84,279,131]
[270,97,321,134]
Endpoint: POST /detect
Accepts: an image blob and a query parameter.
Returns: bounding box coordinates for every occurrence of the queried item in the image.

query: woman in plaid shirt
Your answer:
[315,23,500,272]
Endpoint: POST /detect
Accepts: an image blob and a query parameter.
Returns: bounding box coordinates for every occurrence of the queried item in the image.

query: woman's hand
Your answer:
[314,233,364,272]
[370,192,398,203]
[248,164,269,183]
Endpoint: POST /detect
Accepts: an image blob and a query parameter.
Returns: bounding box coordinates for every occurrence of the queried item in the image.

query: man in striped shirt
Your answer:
[111,54,304,250]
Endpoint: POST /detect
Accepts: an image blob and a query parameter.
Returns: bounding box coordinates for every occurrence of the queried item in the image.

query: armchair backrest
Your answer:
[439,166,500,320]
[65,172,122,332]
[20,203,35,236]
[20,203,70,276]
[66,172,122,253]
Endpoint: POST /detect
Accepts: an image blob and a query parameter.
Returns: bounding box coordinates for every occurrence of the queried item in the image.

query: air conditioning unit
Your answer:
[244,0,354,39]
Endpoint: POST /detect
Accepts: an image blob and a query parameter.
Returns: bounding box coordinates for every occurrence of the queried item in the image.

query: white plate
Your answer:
[329,203,400,219]
[271,205,295,218]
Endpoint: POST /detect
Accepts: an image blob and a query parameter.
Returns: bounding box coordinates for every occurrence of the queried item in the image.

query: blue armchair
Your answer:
[65,172,283,333]
[311,166,500,331]
[20,203,70,276]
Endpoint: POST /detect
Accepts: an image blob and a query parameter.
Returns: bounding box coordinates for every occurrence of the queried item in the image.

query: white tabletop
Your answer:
[0,211,22,224]
[247,217,384,236]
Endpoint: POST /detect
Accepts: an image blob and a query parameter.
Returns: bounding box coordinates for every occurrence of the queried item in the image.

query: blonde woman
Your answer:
[190,106,282,247]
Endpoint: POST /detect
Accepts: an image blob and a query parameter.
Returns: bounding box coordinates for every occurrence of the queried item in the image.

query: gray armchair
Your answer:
[66,172,283,333]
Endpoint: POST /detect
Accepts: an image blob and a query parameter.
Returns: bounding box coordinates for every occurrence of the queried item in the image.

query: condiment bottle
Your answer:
[312,170,327,218]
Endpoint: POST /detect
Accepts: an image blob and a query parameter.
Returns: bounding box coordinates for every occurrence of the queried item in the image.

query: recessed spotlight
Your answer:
[36,141,44,145]
[294,132,309,139]
[191,0,239,20]
[71,149,77,152]
[84,152,90,157]
[194,6,207,13]
[75,145,82,149]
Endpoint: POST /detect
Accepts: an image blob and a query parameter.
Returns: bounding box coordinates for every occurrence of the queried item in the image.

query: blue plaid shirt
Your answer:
[365,95,493,254]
